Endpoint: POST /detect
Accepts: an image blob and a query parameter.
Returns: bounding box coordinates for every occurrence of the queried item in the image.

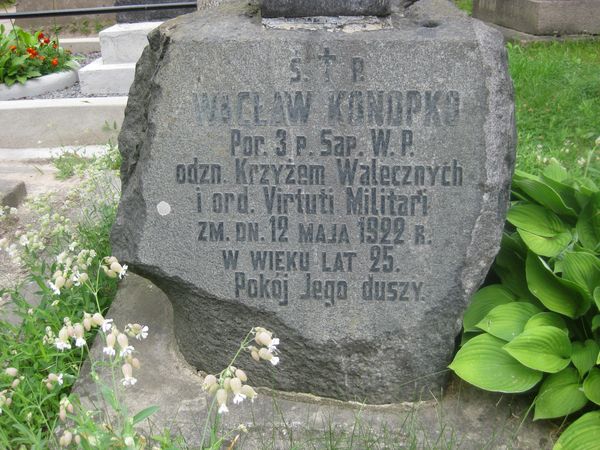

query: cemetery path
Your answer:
[0,156,79,322]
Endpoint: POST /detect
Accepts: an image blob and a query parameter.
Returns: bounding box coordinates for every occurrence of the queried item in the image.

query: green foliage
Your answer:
[453,0,473,15]
[451,161,600,448]
[0,24,76,86]
[0,146,120,446]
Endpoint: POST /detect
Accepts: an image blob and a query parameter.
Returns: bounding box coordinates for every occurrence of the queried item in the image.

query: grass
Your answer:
[452,0,600,177]
[453,0,473,15]
[508,40,600,175]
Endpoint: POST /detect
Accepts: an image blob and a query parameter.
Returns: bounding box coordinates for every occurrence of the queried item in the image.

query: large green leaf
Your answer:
[524,312,569,334]
[503,326,571,373]
[554,411,600,450]
[449,334,542,393]
[513,177,577,217]
[562,251,600,299]
[526,252,590,318]
[542,162,569,183]
[476,302,541,341]
[462,285,515,332]
[534,367,588,420]
[594,287,600,311]
[583,368,600,406]
[572,340,600,378]
[592,315,600,333]
[494,233,533,300]
[576,194,600,252]
[518,228,572,257]
[508,203,569,236]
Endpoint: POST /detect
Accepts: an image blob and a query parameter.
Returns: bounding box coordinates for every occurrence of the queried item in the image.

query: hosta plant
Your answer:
[450,160,600,449]
[0,24,76,86]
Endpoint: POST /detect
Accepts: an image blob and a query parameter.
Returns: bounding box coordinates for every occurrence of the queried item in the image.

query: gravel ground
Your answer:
[13,52,122,100]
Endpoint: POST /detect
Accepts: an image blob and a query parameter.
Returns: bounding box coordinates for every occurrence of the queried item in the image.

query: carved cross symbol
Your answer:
[319,47,336,82]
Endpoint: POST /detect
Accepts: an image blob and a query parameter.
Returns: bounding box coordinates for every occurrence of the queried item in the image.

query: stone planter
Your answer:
[0,65,79,101]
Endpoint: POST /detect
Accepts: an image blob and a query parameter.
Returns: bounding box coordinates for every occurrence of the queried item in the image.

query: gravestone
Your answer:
[111,0,516,403]
[473,0,600,36]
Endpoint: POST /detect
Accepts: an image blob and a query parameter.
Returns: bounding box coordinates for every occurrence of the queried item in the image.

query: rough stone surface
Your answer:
[0,180,27,208]
[74,274,556,448]
[473,0,600,36]
[261,0,392,18]
[111,0,516,403]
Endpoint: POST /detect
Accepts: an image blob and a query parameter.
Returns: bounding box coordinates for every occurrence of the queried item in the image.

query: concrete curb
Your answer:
[0,66,79,101]
[0,97,127,148]
[0,145,109,161]
[61,37,101,54]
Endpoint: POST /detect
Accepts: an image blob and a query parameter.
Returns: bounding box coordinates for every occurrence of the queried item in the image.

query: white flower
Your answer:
[126,323,149,340]
[101,319,113,332]
[124,436,135,447]
[233,393,246,405]
[75,337,86,348]
[121,376,137,387]
[69,242,78,251]
[121,363,137,387]
[120,346,135,357]
[57,251,67,264]
[57,373,64,385]
[119,264,128,279]
[55,339,71,351]
[19,235,29,246]
[103,346,116,357]
[137,325,148,339]
[48,281,60,296]
[218,403,229,414]
[270,356,280,366]
[268,338,280,352]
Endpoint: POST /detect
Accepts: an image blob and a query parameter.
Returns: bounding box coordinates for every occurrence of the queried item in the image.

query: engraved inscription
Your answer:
[175,49,470,307]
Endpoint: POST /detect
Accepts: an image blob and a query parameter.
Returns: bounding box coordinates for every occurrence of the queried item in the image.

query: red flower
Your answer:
[51,58,58,66]
[9,45,17,52]
[37,32,45,41]
[38,55,46,61]
[53,43,58,49]
[26,47,38,57]
[43,37,50,45]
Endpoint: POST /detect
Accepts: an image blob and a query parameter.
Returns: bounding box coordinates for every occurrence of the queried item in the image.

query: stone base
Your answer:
[473,0,600,35]
[100,22,161,64]
[73,274,555,448]
[78,58,135,95]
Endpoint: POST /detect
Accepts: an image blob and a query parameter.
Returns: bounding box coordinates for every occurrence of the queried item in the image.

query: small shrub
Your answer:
[0,24,76,86]
[450,153,600,448]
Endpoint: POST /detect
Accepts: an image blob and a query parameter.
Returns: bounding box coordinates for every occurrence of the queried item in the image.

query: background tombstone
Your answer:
[473,0,600,36]
[15,0,116,32]
[112,0,516,403]
[115,0,208,23]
